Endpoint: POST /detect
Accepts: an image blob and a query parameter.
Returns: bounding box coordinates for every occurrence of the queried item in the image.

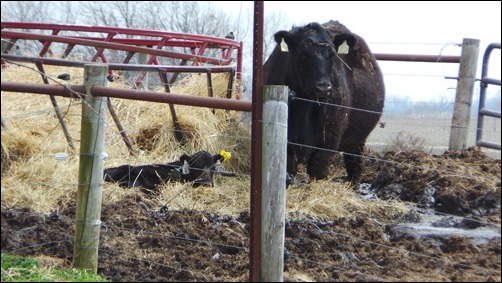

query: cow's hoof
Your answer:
[286,174,295,188]
[295,173,310,184]
[332,175,350,183]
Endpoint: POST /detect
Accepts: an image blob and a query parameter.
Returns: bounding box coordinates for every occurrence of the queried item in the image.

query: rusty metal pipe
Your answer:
[1,82,251,112]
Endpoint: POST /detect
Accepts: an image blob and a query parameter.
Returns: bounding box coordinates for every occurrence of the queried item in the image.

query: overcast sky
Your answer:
[4,1,499,101]
[216,1,501,101]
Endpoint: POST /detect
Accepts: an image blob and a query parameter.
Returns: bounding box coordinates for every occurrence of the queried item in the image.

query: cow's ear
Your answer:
[274,30,294,51]
[333,34,357,54]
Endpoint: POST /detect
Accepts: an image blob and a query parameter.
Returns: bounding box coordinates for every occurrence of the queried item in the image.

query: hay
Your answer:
[286,179,409,221]
[1,62,411,222]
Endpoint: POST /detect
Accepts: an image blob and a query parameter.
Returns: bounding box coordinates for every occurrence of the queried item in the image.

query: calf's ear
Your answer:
[213,154,223,162]
[333,34,357,54]
[179,154,190,162]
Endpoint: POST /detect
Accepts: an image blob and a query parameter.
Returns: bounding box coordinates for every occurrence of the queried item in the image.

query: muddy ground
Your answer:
[1,148,501,282]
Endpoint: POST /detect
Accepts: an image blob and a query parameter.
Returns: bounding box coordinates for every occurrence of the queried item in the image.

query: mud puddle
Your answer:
[357,183,501,244]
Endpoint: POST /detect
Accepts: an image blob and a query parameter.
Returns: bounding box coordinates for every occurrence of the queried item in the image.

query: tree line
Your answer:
[384,89,501,116]
[2,1,291,94]
[1,1,288,59]
[3,1,499,109]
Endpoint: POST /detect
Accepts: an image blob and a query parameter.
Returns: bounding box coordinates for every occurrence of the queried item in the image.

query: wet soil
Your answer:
[1,148,501,282]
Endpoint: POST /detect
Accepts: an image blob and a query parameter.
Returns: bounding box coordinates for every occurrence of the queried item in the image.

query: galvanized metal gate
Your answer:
[476,42,501,150]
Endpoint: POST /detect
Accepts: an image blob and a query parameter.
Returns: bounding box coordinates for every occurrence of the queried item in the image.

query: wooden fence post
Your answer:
[73,64,108,272]
[449,38,480,150]
[261,85,288,282]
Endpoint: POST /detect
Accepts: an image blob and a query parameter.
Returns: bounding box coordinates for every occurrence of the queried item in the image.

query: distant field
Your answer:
[367,114,501,159]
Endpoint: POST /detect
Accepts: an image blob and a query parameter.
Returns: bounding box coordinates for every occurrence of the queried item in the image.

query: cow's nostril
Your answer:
[315,82,332,96]
[316,82,331,90]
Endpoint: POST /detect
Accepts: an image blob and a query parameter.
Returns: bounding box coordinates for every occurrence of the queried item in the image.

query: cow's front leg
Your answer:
[307,150,333,180]
[286,146,299,177]
[343,144,364,183]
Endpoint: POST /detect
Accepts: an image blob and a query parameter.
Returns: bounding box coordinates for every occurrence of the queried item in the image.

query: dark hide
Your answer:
[103,151,224,194]
[263,21,385,182]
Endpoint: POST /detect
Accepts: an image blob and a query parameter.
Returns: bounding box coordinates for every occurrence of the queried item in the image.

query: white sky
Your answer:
[217,1,501,101]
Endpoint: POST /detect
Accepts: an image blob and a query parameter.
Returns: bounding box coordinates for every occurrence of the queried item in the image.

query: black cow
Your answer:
[264,21,385,183]
[103,151,227,194]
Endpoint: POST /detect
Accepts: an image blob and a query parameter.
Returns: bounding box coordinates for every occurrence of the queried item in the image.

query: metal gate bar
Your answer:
[476,42,501,150]
[34,61,76,152]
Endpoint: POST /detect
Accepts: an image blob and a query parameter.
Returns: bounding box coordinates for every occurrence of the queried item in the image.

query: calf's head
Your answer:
[179,150,229,187]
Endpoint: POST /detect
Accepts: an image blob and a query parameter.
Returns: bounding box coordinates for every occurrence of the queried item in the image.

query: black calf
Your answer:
[103,151,228,193]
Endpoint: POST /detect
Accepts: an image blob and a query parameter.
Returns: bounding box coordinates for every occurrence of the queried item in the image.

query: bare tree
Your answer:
[1,1,52,23]
[75,1,148,29]
[58,2,78,24]
[144,1,233,37]
[1,1,57,56]
[263,10,289,60]
[2,0,289,89]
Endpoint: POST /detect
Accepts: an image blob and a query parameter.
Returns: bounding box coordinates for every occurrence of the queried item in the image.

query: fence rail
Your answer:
[476,42,501,150]
[2,20,500,281]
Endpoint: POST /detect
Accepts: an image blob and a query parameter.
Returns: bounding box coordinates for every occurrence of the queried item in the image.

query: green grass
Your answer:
[1,253,110,282]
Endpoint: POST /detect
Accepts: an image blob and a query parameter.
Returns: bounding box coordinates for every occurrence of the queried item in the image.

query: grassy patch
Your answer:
[1,254,109,282]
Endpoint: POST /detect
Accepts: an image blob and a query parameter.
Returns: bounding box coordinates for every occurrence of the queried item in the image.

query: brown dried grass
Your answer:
[1,63,410,221]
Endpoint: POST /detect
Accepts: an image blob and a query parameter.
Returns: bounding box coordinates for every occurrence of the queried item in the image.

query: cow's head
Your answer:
[275,22,356,99]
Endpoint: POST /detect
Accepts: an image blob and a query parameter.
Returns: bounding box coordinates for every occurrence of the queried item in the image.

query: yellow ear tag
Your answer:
[338,40,349,54]
[280,38,289,52]
[219,150,231,162]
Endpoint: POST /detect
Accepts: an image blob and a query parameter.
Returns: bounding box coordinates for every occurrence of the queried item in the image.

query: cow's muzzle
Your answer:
[315,81,332,98]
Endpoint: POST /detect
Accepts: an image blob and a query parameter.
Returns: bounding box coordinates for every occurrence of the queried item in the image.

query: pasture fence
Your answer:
[73,64,108,272]
[373,38,482,152]
[476,42,501,150]
[0,55,239,154]
[447,38,480,151]
[2,56,501,280]
[1,22,243,154]
[2,22,501,280]
[260,85,288,282]
[2,208,499,281]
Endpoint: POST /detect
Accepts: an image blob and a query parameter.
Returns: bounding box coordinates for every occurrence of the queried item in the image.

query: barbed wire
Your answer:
[1,208,500,280]
[1,143,498,187]
[290,96,500,134]
[96,248,233,282]
[288,228,500,277]
[2,120,499,185]
[2,51,500,214]
[369,41,463,47]
[381,73,457,78]
[3,60,499,130]
[2,22,500,283]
